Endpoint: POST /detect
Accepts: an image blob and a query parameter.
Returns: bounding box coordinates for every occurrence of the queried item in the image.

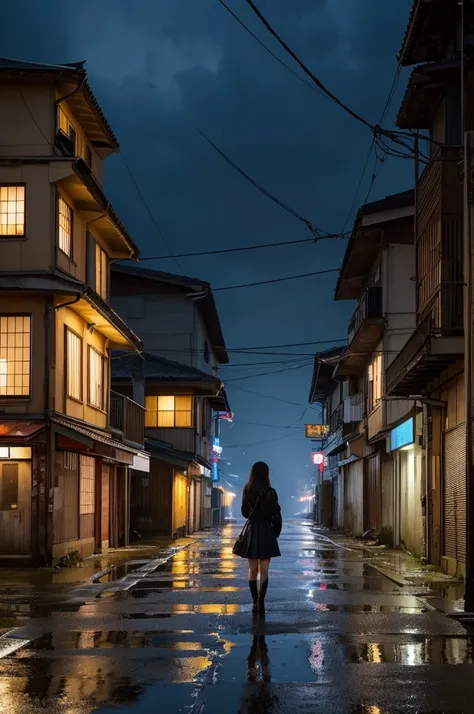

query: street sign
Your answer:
[305,424,329,438]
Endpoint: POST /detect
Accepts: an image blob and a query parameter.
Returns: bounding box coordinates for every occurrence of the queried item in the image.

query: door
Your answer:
[364,453,381,532]
[0,461,31,554]
[444,423,466,564]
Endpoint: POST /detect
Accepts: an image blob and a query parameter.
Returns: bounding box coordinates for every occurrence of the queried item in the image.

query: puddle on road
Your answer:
[94,562,145,584]
[22,630,213,652]
[311,603,430,613]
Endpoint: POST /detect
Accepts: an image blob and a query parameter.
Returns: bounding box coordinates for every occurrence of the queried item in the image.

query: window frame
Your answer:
[145,395,193,428]
[0,183,26,240]
[57,192,74,259]
[87,346,106,412]
[95,242,108,300]
[0,314,32,399]
[65,327,83,403]
[58,107,77,154]
[367,354,383,413]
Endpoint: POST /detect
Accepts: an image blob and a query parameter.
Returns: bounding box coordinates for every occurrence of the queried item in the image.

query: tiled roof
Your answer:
[309,346,346,404]
[111,265,229,364]
[0,57,118,150]
[112,350,222,384]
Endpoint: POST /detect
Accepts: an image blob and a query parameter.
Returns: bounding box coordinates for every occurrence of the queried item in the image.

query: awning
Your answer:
[0,421,45,439]
[51,415,143,465]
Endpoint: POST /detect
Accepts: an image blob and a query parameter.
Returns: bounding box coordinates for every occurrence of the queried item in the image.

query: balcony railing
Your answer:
[348,286,383,345]
[416,145,463,333]
[110,391,145,446]
[343,393,363,424]
[329,402,344,433]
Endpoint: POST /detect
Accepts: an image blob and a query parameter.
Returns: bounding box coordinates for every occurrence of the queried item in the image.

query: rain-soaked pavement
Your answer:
[0,521,474,713]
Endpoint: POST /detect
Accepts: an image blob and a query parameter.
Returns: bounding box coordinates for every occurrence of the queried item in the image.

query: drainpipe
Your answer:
[421,402,429,565]
[44,294,82,563]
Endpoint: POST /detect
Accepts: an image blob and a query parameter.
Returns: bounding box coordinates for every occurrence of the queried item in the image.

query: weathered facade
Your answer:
[0,58,148,564]
[386,0,466,575]
[110,266,230,538]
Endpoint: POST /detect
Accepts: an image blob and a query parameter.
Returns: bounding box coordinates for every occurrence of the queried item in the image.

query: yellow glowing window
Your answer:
[58,195,73,257]
[0,186,25,237]
[88,347,105,410]
[145,395,192,428]
[95,243,108,299]
[66,329,82,401]
[0,316,31,397]
[0,447,32,459]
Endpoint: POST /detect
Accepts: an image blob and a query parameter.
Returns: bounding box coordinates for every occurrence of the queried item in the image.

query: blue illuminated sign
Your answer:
[389,417,414,452]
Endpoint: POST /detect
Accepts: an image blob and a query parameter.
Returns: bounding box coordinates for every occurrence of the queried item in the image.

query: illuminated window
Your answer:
[88,347,105,410]
[0,185,25,237]
[145,395,192,428]
[95,243,108,299]
[368,354,383,412]
[58,107,76,153]
[0,316,31,397]
[79,455,95,515]
[66,329,82,401]
[0,447,31,459]
[58,195,73,257]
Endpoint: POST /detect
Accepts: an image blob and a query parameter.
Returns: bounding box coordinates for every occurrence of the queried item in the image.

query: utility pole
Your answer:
[462,0,474,611]
[464,130,474,609]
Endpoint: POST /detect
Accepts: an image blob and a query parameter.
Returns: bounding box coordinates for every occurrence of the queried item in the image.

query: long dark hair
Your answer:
[245,461,271,502]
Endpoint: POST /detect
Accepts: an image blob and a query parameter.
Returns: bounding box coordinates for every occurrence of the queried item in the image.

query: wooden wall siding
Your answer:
[54,451,79,545]
[79,455,95,540]
[344,460,364,536]
[416,146,463,331]
[101,463,110,546]
[0,460,31,554]
[173,472,188,534]
[364,453,382,532]
[130,460,173,537]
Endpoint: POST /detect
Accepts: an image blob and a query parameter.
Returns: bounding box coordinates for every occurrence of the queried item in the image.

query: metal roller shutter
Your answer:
[364,453,382,532]
[443,423,466,563]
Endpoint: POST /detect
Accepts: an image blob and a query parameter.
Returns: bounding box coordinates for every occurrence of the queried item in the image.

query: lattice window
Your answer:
[88,347,106,410]
[0,315,31,397]
[145,395,192,427]
[79,455,95,515]
[58,195,73,257]
[0,186,25,237]
[66,329,82,401]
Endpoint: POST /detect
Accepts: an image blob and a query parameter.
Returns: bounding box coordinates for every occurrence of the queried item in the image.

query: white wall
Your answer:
[112,292,216,373]
[383,243,416,368]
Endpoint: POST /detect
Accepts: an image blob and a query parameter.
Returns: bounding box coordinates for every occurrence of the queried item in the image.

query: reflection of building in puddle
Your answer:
[194,603,240,615]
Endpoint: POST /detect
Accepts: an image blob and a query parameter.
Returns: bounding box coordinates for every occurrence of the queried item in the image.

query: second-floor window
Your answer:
[58,195,73,258]
[66,329,82,401]
[0,185,25,238]
[145,395,192,428]
[0,315,31,397]
[58,107,77,154]
[88,347,106,411]
[368,354,383,413]
[95,243,108,300]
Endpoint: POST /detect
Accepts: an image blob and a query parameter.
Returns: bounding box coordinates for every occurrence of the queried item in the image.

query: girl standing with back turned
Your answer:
[240,462,282,614]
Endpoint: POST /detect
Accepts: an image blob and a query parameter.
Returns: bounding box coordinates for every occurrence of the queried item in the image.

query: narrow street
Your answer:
[0,521,472,713]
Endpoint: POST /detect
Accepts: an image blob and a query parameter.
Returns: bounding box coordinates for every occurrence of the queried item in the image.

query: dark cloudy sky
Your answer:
[1,0,415,512]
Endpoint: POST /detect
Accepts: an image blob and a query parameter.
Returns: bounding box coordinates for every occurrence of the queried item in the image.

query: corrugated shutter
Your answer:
[364,453,382,532]
[444,423,466,563]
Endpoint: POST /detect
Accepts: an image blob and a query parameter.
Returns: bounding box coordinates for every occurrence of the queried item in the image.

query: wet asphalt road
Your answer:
[1,521,474,713]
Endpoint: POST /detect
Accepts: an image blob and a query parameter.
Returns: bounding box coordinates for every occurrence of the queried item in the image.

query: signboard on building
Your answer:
[305,424,329,439]
[312,451,324,473]
[388,417,414,452]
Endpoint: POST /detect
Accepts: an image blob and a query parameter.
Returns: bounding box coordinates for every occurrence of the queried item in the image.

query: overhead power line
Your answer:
[194,126,331,236]
[227,383,321,410]
[213,266,340,292]
[225,360,313,382]
[138,232,346,262]
[118,150,184,275]
[215,0,333,102]
[242,0,422,160]
[224,429,303,449]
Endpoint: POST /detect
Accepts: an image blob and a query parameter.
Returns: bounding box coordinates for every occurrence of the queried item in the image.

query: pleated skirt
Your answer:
[243,519,281,560]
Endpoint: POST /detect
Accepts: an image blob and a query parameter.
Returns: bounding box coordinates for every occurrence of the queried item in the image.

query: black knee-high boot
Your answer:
[249,580,259,613]
[258,578,268,614]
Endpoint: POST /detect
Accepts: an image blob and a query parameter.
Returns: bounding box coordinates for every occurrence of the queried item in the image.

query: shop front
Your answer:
[388,415,423,558]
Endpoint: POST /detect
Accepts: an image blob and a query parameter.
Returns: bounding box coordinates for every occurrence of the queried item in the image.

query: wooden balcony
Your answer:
[386,315,463,396]
[110,391,145,446]
[348,286,384,350]
[343,393,363,424]
[417,145,463,333]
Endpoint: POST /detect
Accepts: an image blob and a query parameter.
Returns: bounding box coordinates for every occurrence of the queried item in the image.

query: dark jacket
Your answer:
[241,486,282,537]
